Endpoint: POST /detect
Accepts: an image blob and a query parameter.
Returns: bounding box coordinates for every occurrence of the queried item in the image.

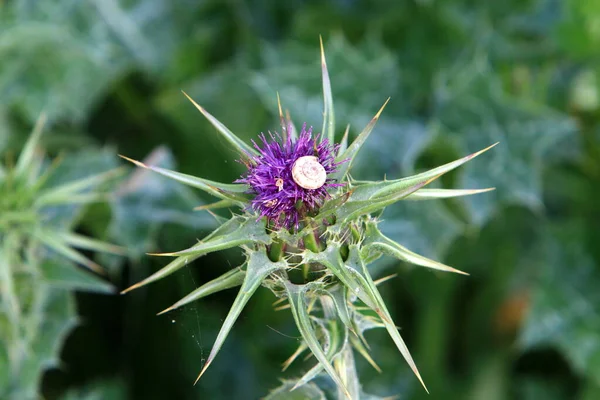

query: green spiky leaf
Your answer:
[194,250,286,383]
[283,281,352,399]
[182,91,259,157]
[294,316,347,390]
[193,199,238,211]
[282,342,310,372]
[362,221,468,275]
[347,143,498,202]
[338,125,350,157]
[349,334,381,373]
[158,267,246,315]
[122,216,269,293]
[321,143,497,223]
[118,155,249,205]
[328,177,434,223]
[344,246,428,393]
[334,99,390,181]
[405,187,495,200]
[320,36,335,146]
[108,146,217,256]
[152,216,271,257]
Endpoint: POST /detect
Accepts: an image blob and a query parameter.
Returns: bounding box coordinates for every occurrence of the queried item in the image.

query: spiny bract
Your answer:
[120,39,496,399]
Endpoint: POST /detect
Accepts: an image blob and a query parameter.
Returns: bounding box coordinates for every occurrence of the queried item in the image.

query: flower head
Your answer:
[237,124,342,229]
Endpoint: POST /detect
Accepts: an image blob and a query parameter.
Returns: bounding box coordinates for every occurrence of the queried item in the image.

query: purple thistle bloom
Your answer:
[237,124,344,229]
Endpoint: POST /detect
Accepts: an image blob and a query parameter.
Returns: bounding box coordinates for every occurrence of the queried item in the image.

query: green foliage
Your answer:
[1,0,599,399]
[520,224,600,383]
[433,51,579,225]
[0,117,122,399]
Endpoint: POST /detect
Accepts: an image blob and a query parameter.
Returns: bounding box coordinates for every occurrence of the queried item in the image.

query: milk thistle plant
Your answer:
[120,40,496,399]
[0,116,123,399]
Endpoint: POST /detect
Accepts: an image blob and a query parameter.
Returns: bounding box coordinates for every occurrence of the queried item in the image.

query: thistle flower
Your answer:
[237,124,343,229]
[120,39,496,399]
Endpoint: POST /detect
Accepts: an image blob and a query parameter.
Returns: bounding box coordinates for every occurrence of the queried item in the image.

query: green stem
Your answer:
[301,263,313,282]
[339,244,349,261]
[303,231,321,253]
[268,240,284,262]
[334,345,360,400]
[350,224,361,242]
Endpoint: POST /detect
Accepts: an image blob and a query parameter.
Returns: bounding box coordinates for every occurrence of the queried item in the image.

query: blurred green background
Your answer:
[1,0,600,399]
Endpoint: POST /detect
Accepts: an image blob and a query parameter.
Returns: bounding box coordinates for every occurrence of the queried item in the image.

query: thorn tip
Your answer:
[374,98,391,120]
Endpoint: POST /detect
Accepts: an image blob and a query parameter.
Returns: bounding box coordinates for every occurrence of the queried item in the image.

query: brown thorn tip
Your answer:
[319,35,325,63]
[156,307,172,316]
[413,368,429,394]
[470,142,500,158]
[118,154,146,168]
[482,141,500,152]
[276,92,284,119]
[182,91,206,112]
[194,361,211,385]
[374,98,391,120]
[452,268,470,276]
[120,284,140,295]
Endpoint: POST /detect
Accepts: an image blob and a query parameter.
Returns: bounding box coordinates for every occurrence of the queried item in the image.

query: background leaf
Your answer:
[520,224,600,383]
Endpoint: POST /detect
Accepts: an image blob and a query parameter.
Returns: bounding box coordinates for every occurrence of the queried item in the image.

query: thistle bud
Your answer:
[120,40,496,399]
